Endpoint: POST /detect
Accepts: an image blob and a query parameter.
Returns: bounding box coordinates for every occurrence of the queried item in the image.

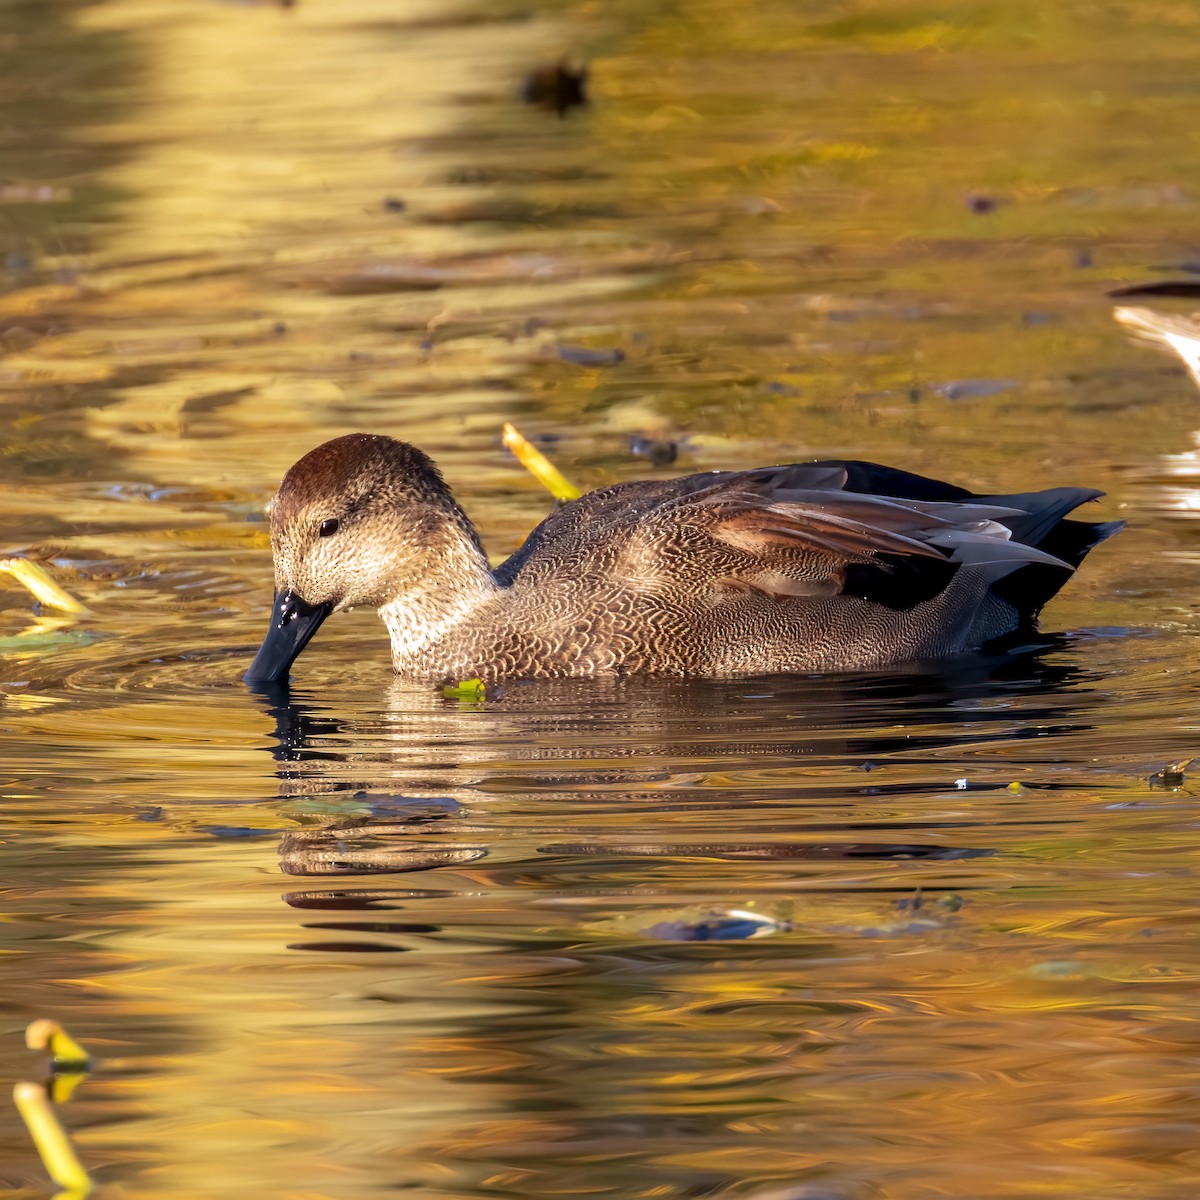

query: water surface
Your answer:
[3,1,1200,1197]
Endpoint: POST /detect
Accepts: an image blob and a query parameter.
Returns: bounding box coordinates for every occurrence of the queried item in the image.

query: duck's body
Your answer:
[246,434,1120,686]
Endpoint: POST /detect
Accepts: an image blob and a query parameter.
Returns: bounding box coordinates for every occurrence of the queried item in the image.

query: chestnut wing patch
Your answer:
[708,495,951,563]
[685,481,1065,602]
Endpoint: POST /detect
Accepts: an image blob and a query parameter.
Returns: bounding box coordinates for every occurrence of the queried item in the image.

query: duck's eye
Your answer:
[318,517,340,538]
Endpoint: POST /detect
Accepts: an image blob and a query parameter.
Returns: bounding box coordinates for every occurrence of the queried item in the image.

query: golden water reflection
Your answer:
[3,0,1200,1197]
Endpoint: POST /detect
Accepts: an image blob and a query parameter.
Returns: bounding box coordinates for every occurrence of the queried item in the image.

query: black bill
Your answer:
[244,589,332,684]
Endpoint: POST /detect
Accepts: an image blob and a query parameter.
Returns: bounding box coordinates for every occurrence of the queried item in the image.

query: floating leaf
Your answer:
[0,629,93,651]
[442,677,487,702]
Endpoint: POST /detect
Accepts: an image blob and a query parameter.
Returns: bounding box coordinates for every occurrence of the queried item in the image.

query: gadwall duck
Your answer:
[245,434,1120,685]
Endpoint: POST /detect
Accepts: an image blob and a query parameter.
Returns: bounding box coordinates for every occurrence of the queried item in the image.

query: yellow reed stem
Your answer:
[49,1072,89,1106]
[501,422,582,501]
[13,1082,92,1194]
[0,559,87,615]
[25,1020,92,1070]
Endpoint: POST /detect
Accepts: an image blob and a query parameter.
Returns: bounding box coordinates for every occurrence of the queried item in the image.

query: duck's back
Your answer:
[428,461,1118,679]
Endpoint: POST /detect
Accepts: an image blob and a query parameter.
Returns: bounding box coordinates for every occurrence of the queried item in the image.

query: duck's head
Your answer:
[244,433,483,684]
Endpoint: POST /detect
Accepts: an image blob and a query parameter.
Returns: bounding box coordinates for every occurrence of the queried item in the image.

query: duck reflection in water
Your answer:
[249,644,1107,885]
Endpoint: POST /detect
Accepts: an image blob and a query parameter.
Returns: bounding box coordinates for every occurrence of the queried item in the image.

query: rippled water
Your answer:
[4,1,1200,1197]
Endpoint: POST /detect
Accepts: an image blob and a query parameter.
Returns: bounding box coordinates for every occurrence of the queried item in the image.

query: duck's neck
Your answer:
[378,509,499,675]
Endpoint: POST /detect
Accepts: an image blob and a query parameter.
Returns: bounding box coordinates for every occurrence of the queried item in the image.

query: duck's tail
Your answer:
[827,461,1121,632]
[973,485,1123,627]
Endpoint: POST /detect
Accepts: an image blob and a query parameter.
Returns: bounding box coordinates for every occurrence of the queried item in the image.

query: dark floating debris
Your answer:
[629,436,678,467]
[851,891,967,938]
[556,343,625,366]
[966,193,1000,215]
[204,824,278,840]
[382,196,406,213]
[642,908,792,942]
[522,59,589,117]
[894,890,963,915]
[1149,757,1194,788]
[934,378,1017,401]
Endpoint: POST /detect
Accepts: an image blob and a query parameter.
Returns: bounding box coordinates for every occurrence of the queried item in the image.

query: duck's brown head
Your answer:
[244,433,486,684]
